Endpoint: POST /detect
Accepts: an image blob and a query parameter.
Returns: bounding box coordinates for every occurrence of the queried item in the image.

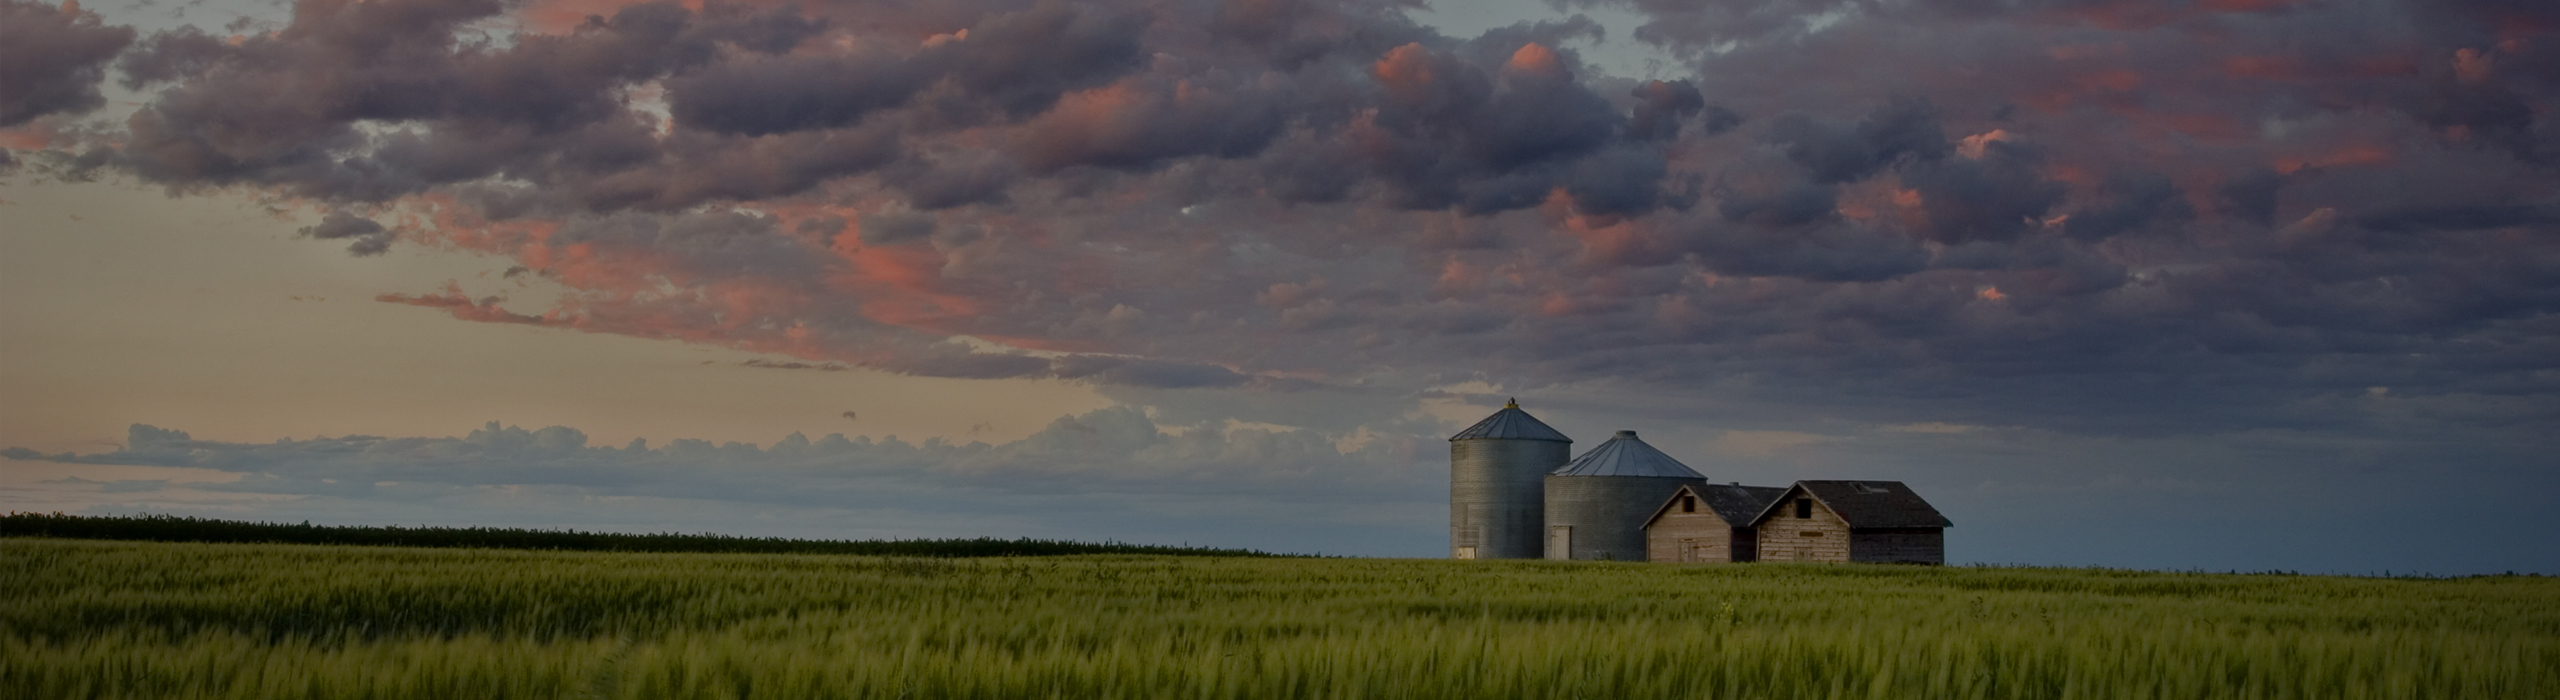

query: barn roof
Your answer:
[1550,430,1706,478]
[1642,482,1789,529]
[1448,399,1573,443]
[1699,483,1790,524]
[1753,480,1952,529]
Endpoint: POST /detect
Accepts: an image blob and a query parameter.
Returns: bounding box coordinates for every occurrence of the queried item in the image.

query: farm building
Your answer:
[1748,481,1951,564]
[1447,399,1574,560]
[1449,401,1949,564]
[1545,430,1707,561]
[1640,482,1790,563]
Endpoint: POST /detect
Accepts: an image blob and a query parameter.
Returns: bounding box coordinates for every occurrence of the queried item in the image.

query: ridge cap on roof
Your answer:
[1642,480,1794,529]
[1637,479,1717,530]
[1757,480,1949,529]
[1746,481,1817,527]
[1447,401,1573,442]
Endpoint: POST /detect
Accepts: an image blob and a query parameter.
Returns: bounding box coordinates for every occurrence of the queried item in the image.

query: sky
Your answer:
[2,0,2554,573]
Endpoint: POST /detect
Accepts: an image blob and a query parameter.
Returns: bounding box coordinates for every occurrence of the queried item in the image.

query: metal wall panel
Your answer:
[1544,475,1703,561]
[1450,438,1571,559]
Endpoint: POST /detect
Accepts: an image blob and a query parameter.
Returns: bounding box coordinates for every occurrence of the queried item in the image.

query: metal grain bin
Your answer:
[1544,430,1706,561]
[1449,399,1573,559]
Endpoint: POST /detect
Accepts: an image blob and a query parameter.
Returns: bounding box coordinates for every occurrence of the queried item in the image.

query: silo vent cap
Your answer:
[1449,399,1572,442]
[1614,430,1636,437]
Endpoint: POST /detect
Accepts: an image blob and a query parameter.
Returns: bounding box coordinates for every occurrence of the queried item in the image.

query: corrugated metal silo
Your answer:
[1448,399,1573,559]
[1544,430,1706,561]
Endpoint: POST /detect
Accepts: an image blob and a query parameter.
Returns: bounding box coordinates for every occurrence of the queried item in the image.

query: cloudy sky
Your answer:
[3,0,2553,573]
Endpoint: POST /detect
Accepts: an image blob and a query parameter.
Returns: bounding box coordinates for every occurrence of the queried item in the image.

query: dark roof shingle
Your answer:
[1758,480,1951,528]
[1642,482,1785,529]
[1695,483,1789,525]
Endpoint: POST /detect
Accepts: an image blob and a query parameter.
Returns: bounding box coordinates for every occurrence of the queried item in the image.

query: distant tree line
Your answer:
[0,512,1291,558]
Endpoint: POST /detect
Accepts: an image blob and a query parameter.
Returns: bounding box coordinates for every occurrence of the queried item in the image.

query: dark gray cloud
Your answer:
[1768,98,1953,185]
[1898,138,2064,244]
[665,1,1150,137]
[2356,201,2560,233]
[666,52,928,137]
[857,211,937,245]
[40,0,1689,223]
[1627,79,1706,141]
[1717,182,1837,228]
[2213,167,2285,226]
[94,0,857,204]
[0,0,2551,444]
[0,0,134,126]
[2061,169,2190,240]
[299,210,394,256]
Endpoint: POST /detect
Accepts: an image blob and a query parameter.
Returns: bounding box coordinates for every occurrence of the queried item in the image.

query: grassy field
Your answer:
[4,538,2554,699]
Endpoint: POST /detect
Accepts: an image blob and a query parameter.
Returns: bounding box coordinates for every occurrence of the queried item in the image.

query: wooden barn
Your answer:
[1748,481,1950,564]
[1640,483,1789,562]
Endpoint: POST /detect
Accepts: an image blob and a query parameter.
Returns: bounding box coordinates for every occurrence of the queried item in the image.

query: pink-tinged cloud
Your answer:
[0,0,2550,433]
[377,285,550,325]
[0,122,59,150]
[1503,43,1564,76]
[1372,43,1436,92]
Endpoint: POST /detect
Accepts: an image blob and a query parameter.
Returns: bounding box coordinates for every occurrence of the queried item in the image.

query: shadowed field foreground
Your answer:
[4,538,2554,699]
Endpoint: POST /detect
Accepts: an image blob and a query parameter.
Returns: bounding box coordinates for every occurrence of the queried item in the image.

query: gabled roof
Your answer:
[1701,483,1791,525]
[1448,399,1573,443]
[1749,480,1952,529]
[1551,430,1706,478]
[1641,482,1789,530]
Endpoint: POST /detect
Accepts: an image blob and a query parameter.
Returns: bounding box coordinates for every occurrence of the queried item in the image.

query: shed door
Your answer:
[1548,526,1572,560]
[1678,538,1698,563]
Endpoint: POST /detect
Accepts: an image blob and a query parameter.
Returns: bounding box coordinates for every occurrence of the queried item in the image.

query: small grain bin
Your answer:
[1449,399,1573,559]
[1544,430,1706,561]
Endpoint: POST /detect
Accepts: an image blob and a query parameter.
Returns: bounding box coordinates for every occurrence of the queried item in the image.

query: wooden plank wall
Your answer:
[1756,496,1852,562]
[1644,510,1735,562]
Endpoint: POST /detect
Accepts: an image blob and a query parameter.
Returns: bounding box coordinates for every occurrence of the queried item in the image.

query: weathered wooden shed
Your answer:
[1640,482,1789,562]
[1748,481,1950,564]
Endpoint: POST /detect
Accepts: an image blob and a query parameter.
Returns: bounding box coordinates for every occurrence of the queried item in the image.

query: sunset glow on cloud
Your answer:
[4,0,2555,570]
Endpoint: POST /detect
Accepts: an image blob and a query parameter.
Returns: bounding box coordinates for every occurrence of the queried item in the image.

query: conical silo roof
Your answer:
[1449,399,1572,442]
[1551,430,1704,477]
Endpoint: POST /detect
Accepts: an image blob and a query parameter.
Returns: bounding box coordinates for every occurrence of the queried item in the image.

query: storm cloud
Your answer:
[1,0,2554,443]
[0,0,132,127]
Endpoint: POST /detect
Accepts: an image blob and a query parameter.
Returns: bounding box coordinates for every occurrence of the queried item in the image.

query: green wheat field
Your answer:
[5,537,2555,699]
